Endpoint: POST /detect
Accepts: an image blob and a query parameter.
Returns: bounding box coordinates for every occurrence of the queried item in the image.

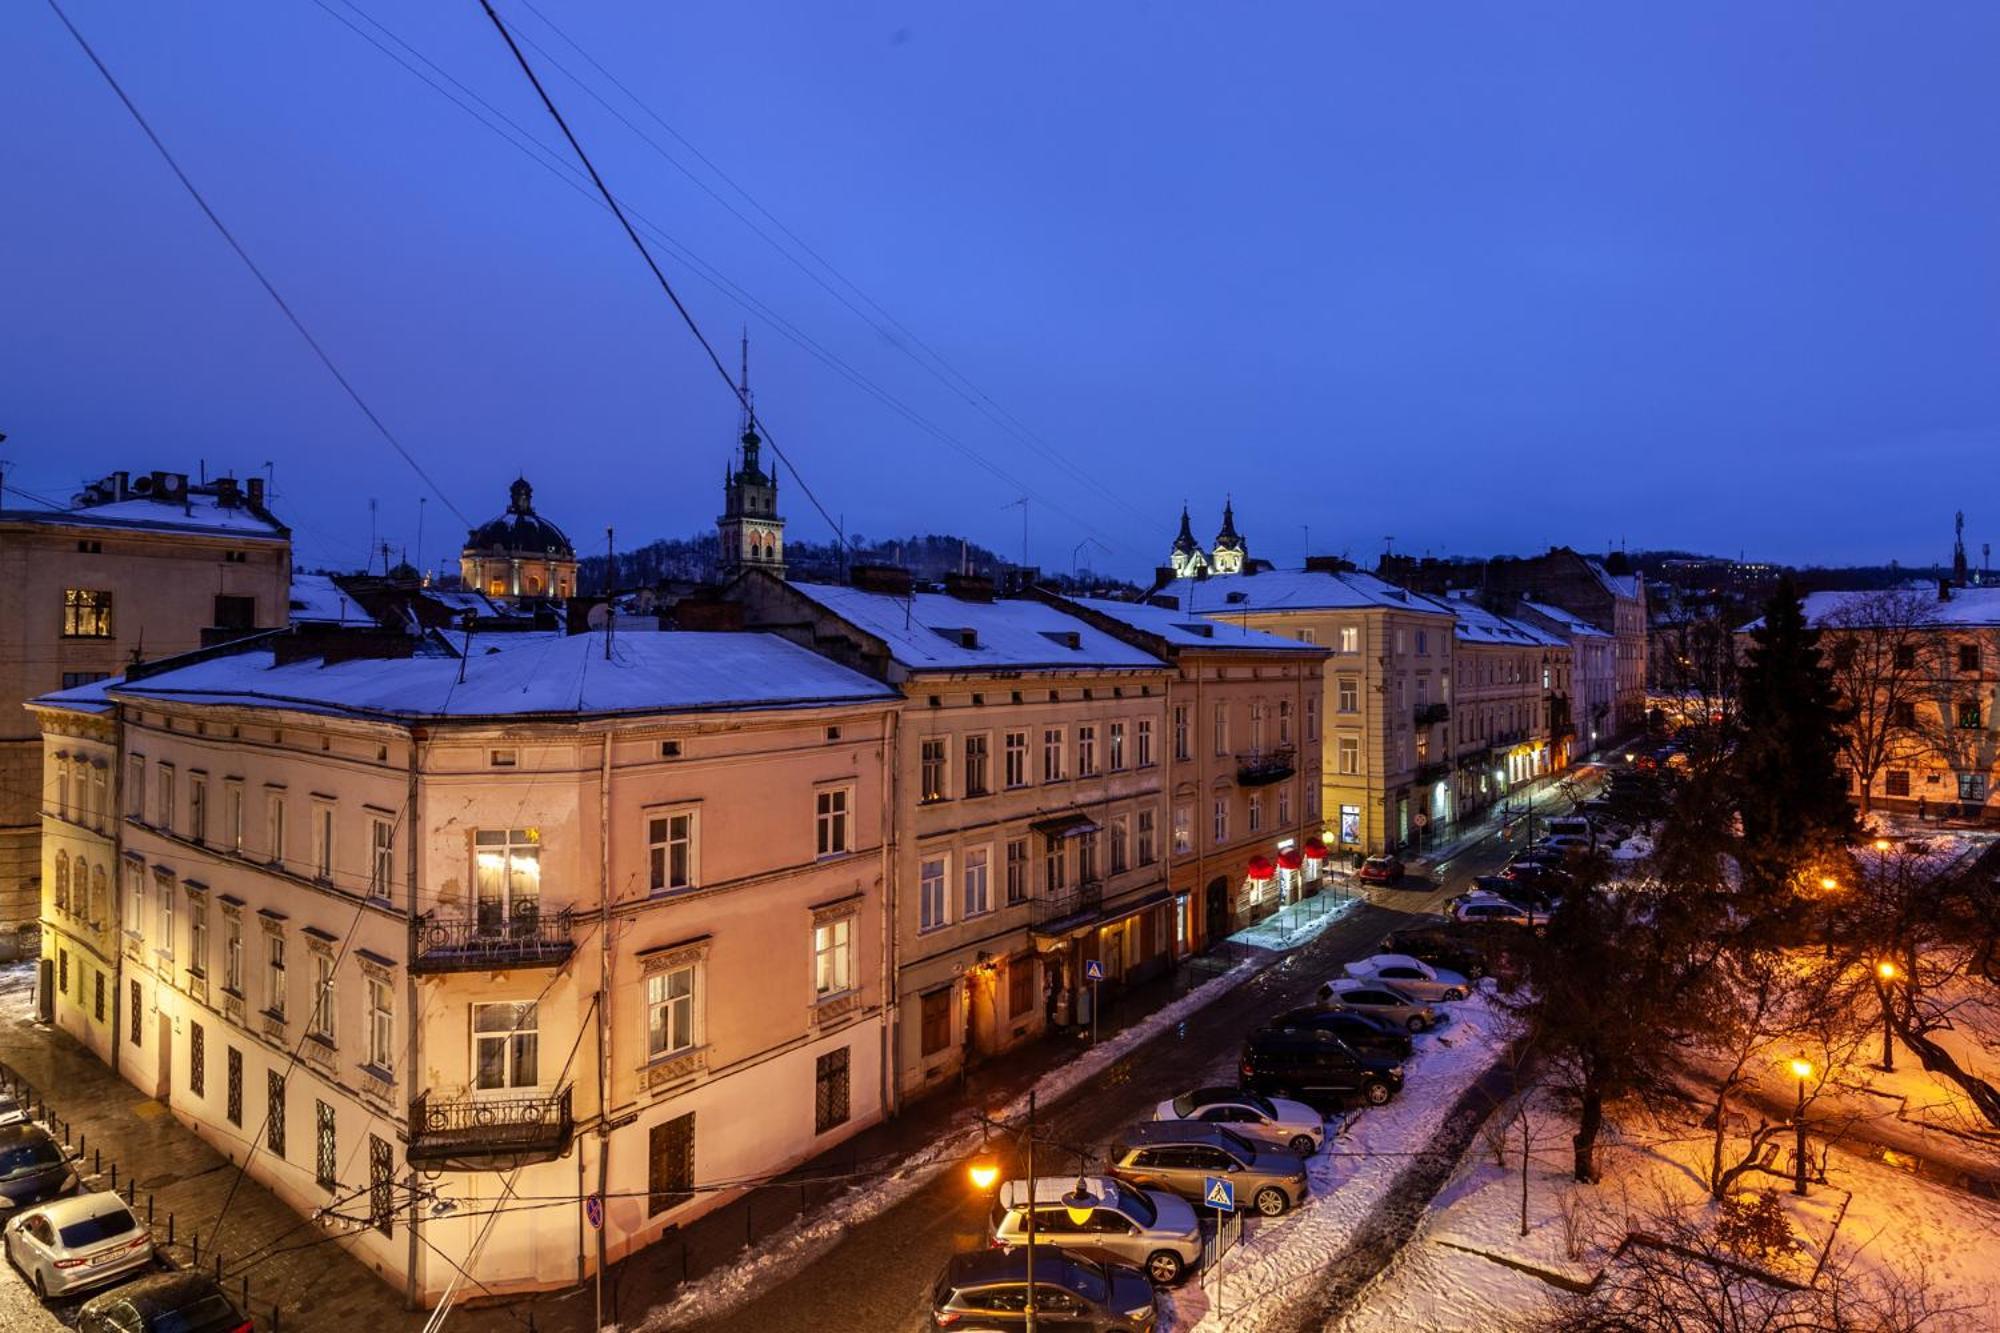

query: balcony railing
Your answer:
[1413,702,1451,728]
[409,905,576,974]
[1031,880,1104,932]
[1235,746,1296,787]
[407,1086,573,1171]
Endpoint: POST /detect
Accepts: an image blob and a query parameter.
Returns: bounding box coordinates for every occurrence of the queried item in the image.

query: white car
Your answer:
[1451,892,1551,929]
[1340,953,1471,1003]
[1154,1087,1326,1155]
[3,1191,153,1298]
[0,1093,28,1128]
[1535,834,1595,860]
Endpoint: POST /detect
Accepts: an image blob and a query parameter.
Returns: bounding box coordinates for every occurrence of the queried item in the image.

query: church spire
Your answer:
[1211,495,1246,573]
[1169,503,1207,578]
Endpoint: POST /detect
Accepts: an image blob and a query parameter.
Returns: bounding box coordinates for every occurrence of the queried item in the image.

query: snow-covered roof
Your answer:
[1519,599,1612,638]
[1152,568,1455,617]
[1751,586,2000,631]
[108,632,896,723]
[27,676,120,716]
[3,491,286,541]
[1442,594,1567,649]
[1586,561,1642,600]
[1069,597,1327,654]
[287,574,377,626]
[786,583,1166,672]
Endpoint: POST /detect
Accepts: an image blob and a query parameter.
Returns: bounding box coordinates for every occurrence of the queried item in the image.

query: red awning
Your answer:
[1245,855,1276,880]
[1302,839,1328,860]
[1277,849,1304,871]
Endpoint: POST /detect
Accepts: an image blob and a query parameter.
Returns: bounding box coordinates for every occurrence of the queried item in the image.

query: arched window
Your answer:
[53,851,69,914]
[91,866,108,928]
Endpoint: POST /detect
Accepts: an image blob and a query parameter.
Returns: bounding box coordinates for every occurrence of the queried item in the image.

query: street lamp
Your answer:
[1818,876,1839,893]
[1060,1177,1096,1227]
[968,1153,1000,1194]
[1876,961,1899,1073]
[1788,1058,1813,1196]
[1873,837,1892,853]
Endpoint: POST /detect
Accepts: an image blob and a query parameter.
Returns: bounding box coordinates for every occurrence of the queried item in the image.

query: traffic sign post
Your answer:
[1084,958,1105,1045]
[585,1194,602,1230]
[1203,1175,1235,1321]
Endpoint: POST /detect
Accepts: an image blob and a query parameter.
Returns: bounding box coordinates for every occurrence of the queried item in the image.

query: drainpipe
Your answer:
[404,726,424,1310]
[878,705,899,1119]
[111,706,129,1083]
[595,728,614,1320]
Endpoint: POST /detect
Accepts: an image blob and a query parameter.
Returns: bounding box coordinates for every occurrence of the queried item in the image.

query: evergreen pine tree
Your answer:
[1735,576,1857,896]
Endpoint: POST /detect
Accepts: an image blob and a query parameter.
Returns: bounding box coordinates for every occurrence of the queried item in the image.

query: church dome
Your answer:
[465,477,573,558]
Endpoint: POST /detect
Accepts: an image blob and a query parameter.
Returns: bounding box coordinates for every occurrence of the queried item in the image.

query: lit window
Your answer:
[473,828,541,930]
[474,1000,540,1087]
[367,977,394,1072]
[62,589,113,638]
[647,810,697,892]
[962,848,990,918]
[309,953,336,1044]
[814,918,853,997]
[646,969,695,1059]
[816,787,852,856]
[919,856,948,931]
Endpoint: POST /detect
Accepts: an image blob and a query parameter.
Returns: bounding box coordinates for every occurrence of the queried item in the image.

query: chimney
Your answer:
[112,470,130,500]
[215,476,241,508]
[1939,579,1952,602]
[850,563,915,596]
[1304,555,1352,574]
[247,476,266,508]
[943,571,994,602]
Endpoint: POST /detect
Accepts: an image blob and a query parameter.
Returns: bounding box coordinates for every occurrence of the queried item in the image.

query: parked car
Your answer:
[991,1176,1200,1286]
[0,1121,80,1211]
[1506,845,1567,868]
[1451,893,1550,929]
[1266,1005,1414,1059]
[1108,1121,1309,1217]
[1154,1087,1325,1155]
[1238,1029,1405,1105]
[3,1191,153,1299]
[1499,861,1574,895]
[1376,929,1488,981]
[1339,953,1471,1003]
[1317,978,1440,1033]
[1355,855,1405,885]
[1473,874,1561,912]
[0,1092,29,1128]
[1543,817,1594,845]
[79,1272,253,1333]
[1534,834,1596,861]
[929,1247,1157,1330]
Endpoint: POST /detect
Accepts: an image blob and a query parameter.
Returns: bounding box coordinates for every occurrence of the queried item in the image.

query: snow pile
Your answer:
[1231,894,1358,952]
[636,955,1261,1331]
[1607,833,1653,863]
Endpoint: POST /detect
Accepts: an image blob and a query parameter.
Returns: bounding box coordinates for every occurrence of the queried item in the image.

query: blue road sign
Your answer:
[1203,1176,1235,1212]
[585,1194,603,1229]
[1084,959,1106,982]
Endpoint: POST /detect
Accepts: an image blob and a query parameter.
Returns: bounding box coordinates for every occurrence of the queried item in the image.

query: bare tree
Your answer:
[1816,589,1943,817]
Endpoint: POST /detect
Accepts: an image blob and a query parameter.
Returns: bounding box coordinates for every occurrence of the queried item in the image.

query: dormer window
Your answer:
[1039,630,1082,650]
[933,627,980,650]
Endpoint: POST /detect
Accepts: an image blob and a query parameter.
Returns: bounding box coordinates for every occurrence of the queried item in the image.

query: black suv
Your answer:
[79,1273,253,1333]
[0,1121,77,1210]
[930,1247,1156,1330]
[1239,1028,1405,1105]
[1265,1006,1413,1059]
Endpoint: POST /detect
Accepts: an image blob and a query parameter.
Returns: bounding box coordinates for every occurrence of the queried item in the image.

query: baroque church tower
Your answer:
[717,334,786,580]
[1168,505,1208,578]
[1210,497,1246,574]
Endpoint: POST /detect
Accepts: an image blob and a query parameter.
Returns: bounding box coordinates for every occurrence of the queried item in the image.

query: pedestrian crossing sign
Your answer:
[1084,959,1105,982]
[1203,1176,1235,1212]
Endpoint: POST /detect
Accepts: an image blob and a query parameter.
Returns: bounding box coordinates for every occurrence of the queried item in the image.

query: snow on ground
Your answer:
[1231,891,1358,952]
[638,955,1265,1331]
[1336,1086,2000,1332]
[1159,989,1516,1332]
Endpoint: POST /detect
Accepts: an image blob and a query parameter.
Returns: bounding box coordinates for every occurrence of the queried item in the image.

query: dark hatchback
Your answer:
[1265,1006,1413,1059]
[79,1272,253,1333]
[1377,929,1489,980]
[930,1247,1156,1330]
[1239,1028,1405,1105]
[0,1121,78,1210]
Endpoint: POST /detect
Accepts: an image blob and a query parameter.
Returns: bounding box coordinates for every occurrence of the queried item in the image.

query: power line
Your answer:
[43,0,474,533]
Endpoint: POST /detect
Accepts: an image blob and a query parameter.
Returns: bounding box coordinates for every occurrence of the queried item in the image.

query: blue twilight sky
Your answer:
[5,2,1998,578]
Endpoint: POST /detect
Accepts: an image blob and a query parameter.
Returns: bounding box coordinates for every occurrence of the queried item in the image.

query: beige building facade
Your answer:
[1437,594,1572,828]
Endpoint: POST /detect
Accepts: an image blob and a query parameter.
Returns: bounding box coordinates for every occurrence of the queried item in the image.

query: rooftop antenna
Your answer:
[368,498,378,574]
[604,526,615,660]
[1003,496,1028,572]
[1301,524,1309,566]
[738,325,753,432]
[416,497,426,583]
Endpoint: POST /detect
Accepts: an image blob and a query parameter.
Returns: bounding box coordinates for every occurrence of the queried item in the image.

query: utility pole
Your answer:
[604,527,615,660]
[1003,497,1029,573]
[1025,1088,1037,1331]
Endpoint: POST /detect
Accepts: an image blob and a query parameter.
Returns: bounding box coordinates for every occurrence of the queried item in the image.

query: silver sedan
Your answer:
[1339,953,1471,1003]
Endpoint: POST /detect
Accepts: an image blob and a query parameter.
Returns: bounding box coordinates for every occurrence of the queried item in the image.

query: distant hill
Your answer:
[578,531,1142,594]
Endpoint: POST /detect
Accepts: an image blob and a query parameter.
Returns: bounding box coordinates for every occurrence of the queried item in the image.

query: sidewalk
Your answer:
[1407,761,1600,872]
[0,964,424,1333]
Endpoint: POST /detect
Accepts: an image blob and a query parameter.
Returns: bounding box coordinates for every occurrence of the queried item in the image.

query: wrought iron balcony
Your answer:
[409,905,576,974]
[1031,880,1104,933]
[407,1086,573,1171]
[1235,746,1296,787]
[1413,702,1451,728]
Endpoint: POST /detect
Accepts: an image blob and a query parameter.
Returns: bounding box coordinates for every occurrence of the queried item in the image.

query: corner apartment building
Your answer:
[37,628,897,1302]
[1151,561,1458,856]
[730,568,1172,1097]
[29,679,122,1065]
[1049,595,1330,949]
[0,470,289,938]
[1435,594,1571,826]
[1516,599,1617,757]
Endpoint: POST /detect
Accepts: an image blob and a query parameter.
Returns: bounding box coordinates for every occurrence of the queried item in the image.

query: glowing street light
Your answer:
[968,1154,1000,1194]
[1818,876,1839,893]
[1788,1058,1813,1196]
[1876,962,1901,1072]
[1873,837,1892,853]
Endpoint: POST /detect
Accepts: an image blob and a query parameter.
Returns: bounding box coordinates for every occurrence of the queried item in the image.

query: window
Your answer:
[920,738,948,803]
[94,971,105,1022]
[122,862,142,935]
[1960,774,1989,802]
[1137,718,1155,767]
[227,1048,242,1127]
[1278,785,1292,826]
[1894,644,1918,670]
[1341,804,1362,844]
[224,917,243,994]
[1003,731,1028,788]
[489,748,518,768]
[225,782,244,852]
[1893,701,1918,728]
[814,918,853,997]
[1077,830,1099,883]
[313,804,335,881]
[816,787,851,856]
[214,594,257,632]
[1213,703,1230,756]
[265,932,286,1020]
[1109,814,1129,874]
[1213,798,1229,845]
[919,856,948,931]
[126,756,144,820]
[1042,728,1065,782]
[1416,629,1429,656]
[157,878,175,960]
[267,1071,286,1158]
[189,776,207,843]
[366,818,396,900]
[1009,956,1035,1017]
[189,897,208,977]
[309,952,336,1044]
[1109,721,1126,771]
[1959,700,1983,730]
[1337,737,1361,775]
[963,848,991,918]
[89,866,106,927]
[1337,678,1359,713]
[814,1047,851,1135]
[1961,645,1983,673]
[474,828,541,929]
[964,734,990,797]
[1250,701,1265,752]
[1886,770,1911,798]
[52,853,68,915]
[474,1000,541,1088]
[1248,793,1263,833]
[1136,810,1157,865]
[267,792,287,866]
[1005,839,1029,904]
[1339,625,1359,654]
[130,979,142,1046]
[62,589,113,637]
[920,988,952,1057]
[1279,700,1293,746]
[1296,628,1317,644]
[370,1136,394,1238]
[644,968,703,1070]
[90,765,107,828]
[367,976,394,1072]
[1173,706,1191,760]
[158,766,175,836]
[316,1100,338,1190]
[647,810,697,893]
[57,948,68,995]
[61,670,110,690]
[647,1113,695,1215]
[1172,805,1192,856]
